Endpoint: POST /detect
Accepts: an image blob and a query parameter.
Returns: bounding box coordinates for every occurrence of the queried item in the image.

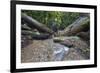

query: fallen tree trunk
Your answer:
[32,34,51,40]
[58,16,90,36]
[53,36,80,42]
[21,13,54,34]
[22,30,35,35]
[21,24,32,30]
[76,30,90,41]
[22,30,51,40]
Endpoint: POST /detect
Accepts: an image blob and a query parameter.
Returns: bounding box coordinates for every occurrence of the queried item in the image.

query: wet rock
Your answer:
[53,43,69,61]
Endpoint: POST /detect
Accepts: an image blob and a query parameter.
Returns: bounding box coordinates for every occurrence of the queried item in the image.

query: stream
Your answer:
[47,39,70,61]
[21,37,88,63]
[53,43,69,61]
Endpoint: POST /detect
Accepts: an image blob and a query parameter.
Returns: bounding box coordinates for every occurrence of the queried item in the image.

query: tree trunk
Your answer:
[21,13,54,34]
[21,24,32,30]
[58,16,90,36]
[22,30,51,40]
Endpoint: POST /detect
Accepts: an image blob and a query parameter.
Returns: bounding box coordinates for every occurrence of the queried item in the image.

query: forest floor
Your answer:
[21,37,90,63]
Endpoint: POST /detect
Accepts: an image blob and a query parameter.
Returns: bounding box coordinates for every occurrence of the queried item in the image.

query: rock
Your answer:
[54,37,90,59]
[53,43,69,61]
[60,40,73,47]
[21,35,33,48]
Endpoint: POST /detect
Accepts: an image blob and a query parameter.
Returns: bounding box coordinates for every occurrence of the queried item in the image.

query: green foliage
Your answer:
[22,10,79,30]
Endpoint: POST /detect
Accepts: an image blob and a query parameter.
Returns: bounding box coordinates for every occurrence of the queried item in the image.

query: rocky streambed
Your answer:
[21,36,90,63]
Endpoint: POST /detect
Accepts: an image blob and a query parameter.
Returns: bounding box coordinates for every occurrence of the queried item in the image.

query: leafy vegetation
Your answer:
[22,10,79,30]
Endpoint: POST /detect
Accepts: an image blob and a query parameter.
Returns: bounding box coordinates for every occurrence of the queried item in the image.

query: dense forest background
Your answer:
[22,10,80,30]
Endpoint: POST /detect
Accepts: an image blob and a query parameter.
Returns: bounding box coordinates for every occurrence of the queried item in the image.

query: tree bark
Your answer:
[21,24,32,30]
[57,16,90,36]
[22,30,51,40]
[53,36,80,43]
[21,13,54,34]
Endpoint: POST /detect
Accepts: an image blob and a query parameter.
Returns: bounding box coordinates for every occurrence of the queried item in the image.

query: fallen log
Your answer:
[53,36,80,42]
[22,30,51,40]
[22,30,36,35]
[21,24,32,30]
[21,13,54,34]
[53,36,80,47]
[32,33,51,40]
[76,30,90,41]
[53,36,89,48]
[58,16,90,36]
